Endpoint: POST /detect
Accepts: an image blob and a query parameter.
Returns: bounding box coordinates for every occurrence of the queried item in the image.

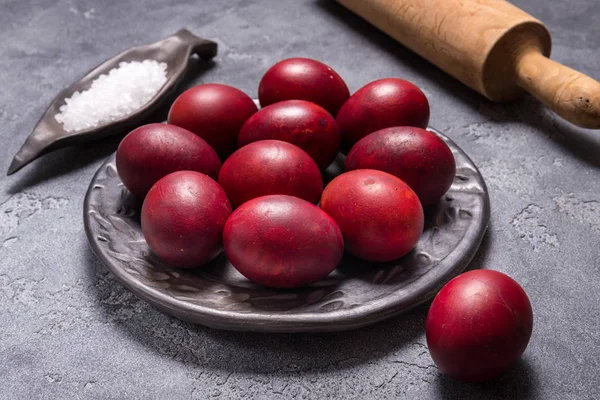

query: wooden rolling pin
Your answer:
[337,0,600,129]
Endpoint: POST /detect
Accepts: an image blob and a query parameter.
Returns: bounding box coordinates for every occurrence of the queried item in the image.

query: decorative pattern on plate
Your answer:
[83,128,490,332]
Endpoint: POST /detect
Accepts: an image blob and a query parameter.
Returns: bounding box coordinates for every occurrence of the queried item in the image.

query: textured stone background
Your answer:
[1,0,599,399]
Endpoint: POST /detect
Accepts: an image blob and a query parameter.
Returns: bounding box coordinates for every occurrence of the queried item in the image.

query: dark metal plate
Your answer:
[83,128,490,332]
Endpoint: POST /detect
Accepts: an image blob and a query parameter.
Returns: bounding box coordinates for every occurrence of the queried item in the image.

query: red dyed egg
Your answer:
[224,195,344,288]
[258,58,350,116]
[238,100,340,170]
[337,78,430,149]
[346,127,455,206]
[218,140,322,208]
[320,169,424,262]
[116,123,221,199]
[426,270,534,382]
[167,84,258,159]
[141,171,231,268]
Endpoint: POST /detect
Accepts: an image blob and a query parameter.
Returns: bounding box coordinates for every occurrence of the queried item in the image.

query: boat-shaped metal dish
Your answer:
[8,29,217,175]
[83,128,490,333]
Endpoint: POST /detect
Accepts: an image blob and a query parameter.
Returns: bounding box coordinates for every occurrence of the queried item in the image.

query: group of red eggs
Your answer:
[115,58,533,382]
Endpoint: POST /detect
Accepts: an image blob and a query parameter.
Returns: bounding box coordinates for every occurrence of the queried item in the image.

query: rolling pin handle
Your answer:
[515,51,600,129]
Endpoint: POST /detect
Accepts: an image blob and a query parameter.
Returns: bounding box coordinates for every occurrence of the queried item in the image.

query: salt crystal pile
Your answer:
[54,60,168,132]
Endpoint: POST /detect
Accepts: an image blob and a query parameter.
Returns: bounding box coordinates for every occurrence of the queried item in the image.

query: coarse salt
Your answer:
[54,60,168,132]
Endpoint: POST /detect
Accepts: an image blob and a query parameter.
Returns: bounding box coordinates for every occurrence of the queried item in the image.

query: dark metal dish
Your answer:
[83,128,490,332]
[8,29,217,175]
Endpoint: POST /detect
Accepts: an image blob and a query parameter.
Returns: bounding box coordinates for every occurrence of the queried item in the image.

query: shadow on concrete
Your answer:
[464,226,493,272]
[476,97,600,169]
[434,357,539,399]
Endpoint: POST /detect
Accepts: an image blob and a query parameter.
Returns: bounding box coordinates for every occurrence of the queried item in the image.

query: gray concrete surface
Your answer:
[1,0,599,398]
